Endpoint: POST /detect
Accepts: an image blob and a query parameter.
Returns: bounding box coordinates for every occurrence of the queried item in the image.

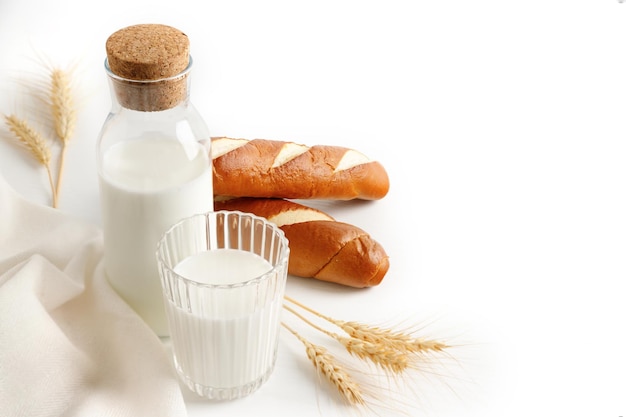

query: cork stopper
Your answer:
[105,24,191,111]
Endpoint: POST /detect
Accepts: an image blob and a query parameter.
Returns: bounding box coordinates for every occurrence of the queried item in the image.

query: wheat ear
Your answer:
[282,322,366,406]
[284,304,410,374]
[284,295,449,356]
[340,321,448,355]
[48,67,76,203]
[3,114,57,207]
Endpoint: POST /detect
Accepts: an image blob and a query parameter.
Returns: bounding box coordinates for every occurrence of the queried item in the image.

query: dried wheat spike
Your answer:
[49,68,76,145]
[48,67,76,202]
[4,114,51,165]
[339,321,449,355]
[3,114,57,207]
[282,323,366,406]
[339,335,410,374]
[284,295,449,356]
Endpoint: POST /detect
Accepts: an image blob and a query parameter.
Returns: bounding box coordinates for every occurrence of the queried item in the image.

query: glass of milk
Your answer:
[156,210,290,400]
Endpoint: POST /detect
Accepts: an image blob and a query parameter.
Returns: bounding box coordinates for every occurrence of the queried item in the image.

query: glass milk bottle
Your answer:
[96,24,214,336]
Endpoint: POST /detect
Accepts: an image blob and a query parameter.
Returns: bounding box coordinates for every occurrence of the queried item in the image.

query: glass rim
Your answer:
[156,210,290,290]
[104,55,193,84]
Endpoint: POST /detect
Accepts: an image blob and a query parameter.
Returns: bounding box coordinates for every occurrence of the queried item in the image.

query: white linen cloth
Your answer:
[0,174,187,417]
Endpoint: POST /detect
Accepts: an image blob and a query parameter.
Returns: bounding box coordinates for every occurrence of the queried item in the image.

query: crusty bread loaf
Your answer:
[214,197,389,288]
[209,137,390,200]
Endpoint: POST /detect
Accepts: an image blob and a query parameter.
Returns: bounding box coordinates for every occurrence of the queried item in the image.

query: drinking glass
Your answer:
[156,210,290,400]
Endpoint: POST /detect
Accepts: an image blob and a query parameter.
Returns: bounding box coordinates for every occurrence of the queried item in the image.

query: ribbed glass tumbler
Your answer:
[156,210,290,400]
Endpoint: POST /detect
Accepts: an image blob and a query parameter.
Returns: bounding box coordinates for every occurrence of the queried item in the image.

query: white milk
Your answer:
[168,249,283,398]
[174,248,273,285]
[99,137,213,336]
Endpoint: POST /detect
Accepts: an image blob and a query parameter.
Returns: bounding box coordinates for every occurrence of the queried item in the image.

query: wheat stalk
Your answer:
[284,304,411,374]
[283,299,462,415]
[3,114,57,207]
[284,295,449,356]
[283,297,461,414]
[48,67,76,202]
[281,322,366,407]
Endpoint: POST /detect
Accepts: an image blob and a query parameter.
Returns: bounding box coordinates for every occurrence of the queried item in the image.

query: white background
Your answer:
[1,1,625,416]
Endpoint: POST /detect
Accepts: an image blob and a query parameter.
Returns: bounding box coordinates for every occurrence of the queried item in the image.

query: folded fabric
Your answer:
[0,174,187,417]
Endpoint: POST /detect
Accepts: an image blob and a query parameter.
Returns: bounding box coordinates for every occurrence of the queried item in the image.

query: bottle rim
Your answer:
[104,56,193,84]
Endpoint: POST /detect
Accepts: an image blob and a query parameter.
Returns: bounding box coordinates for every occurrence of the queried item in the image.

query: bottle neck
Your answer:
[105,57,193,112]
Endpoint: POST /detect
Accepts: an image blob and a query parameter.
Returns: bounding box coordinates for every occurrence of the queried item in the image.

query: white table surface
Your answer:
[2,1,625,416]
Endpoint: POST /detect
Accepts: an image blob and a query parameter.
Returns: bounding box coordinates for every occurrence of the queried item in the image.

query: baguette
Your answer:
[214,197,389,288]
[209,137,390,200]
